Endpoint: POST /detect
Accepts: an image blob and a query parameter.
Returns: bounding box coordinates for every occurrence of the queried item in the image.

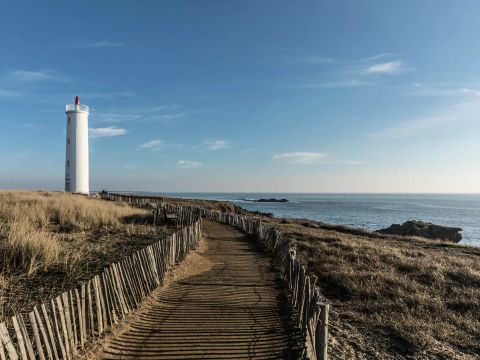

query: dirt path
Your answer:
[97,220,302,359]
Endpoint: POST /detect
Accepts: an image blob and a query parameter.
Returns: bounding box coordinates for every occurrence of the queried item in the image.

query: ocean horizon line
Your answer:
[95,190,480,196]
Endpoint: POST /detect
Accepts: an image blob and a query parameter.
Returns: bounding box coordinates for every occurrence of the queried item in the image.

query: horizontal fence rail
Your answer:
[99,191,200,229]
[0,206,202,360]
[101,192,329,360]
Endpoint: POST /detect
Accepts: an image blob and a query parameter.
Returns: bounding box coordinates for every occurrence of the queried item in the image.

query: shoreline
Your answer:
[110,192,480,248]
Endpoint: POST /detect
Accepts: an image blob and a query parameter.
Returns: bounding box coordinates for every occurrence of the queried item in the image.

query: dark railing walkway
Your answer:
[99,220,303,359]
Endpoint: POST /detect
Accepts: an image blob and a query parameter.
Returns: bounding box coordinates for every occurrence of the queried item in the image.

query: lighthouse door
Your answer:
[65,179,71,192]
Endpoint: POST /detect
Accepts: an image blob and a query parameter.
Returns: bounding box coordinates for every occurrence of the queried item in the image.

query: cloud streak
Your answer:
[12,69,68,82]
[288,53,392,65]
[290,79,369,89]
[177,160,203,169]
[367,100,480,139]
[273,152,328,164]
[273,152,364,165]
[78,40,124,48]
[80,91,135,100]
[364,60,409,75]
[287,55,334,64]
[409,83,480,97]
[96,112,142,123]
[96,104,186,124]
[205,140,230,150]
[140,139,163,151]
[287,54,409,91]
[148,112,186,121]
[89,127,127,139]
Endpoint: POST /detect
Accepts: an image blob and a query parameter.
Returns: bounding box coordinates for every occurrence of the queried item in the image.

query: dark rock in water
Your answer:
[377,220,462,243]
[244,198,289,203]
[249,210,274,217]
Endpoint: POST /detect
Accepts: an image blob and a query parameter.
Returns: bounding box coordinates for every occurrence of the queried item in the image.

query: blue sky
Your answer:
[1,1,479,192]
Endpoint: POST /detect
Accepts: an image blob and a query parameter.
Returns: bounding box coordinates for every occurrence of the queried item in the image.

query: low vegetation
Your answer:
[0,191,169,321]
[169,196,480,359]
[263,217,480,359]
[2,191,478,358]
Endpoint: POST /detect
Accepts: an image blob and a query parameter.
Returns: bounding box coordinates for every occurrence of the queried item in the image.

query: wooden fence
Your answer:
[99,191,199,228]
[0,208,202,360]
[100,192,329,360]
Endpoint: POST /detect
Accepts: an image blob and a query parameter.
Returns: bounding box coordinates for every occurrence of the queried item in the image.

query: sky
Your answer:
[1,1,480,193]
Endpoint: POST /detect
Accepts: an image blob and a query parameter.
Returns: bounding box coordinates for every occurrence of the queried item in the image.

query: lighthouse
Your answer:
[65,96,89,194]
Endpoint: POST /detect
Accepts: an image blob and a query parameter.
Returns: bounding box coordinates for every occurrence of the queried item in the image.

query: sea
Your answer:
[134,193,480,247]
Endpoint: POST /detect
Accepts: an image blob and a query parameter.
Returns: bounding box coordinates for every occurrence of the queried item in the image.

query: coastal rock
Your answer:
[377,220,462,243]
[248,211,275,218]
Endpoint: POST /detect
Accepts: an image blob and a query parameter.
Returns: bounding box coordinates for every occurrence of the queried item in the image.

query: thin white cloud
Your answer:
[139,105,181,113]
[459,88,480,96]
[367,100,480,139]
[177,160,203,169]
[80,91,135,100]
[123,164,137,170]
[356,53,394,63]
[409,83,480,97]
[288,53,392,65]
[96,104,185,124]
[291,79,369,89]
[286,54,408,91]
[89,127,127,139]
[147,112,186,121]
[205,140,230,150]
[96,112,142,123]
[273,152,363,165]
[137,105,186,121]
[140,139,163,151]
[287,55,334,64]
[12,69,68,82]
[365,61,408,75]
[79,40,124,48]
[273,152,328,164]
[368,115,453,139]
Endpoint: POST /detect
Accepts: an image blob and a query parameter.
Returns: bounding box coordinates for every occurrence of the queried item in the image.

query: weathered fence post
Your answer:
[316,303,329,360]
[95,193,331,359]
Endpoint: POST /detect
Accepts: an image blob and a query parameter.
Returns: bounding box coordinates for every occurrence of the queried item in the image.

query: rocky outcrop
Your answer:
[377,220,462,243]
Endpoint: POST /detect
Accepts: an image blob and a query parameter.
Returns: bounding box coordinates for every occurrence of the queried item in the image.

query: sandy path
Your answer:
[96,220,302,359]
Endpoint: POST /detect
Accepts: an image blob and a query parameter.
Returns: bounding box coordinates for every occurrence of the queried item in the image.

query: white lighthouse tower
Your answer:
[65,96,89,194]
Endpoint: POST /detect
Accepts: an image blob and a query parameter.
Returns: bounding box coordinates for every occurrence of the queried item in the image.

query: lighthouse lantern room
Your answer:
[65,96,89,194]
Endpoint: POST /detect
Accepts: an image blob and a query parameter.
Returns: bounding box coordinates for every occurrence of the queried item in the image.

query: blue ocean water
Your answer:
[138,193,480,247]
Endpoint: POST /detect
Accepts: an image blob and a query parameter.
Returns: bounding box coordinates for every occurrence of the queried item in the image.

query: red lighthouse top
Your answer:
[75,96,80,105]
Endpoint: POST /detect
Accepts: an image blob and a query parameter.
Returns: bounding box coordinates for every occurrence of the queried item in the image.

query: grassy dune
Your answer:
[270,218,480,359]
[0,191,168,320]
[168,196,479,358]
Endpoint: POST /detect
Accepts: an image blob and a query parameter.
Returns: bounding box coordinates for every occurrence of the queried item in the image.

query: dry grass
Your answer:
[19,192,475,358]
[165,196,480,359]
[267,218,480,359]
[0,191,170,320]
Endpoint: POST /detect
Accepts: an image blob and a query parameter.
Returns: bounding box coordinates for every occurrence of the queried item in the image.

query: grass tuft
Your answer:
[0,191,149,274]
[0,190,165,320]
